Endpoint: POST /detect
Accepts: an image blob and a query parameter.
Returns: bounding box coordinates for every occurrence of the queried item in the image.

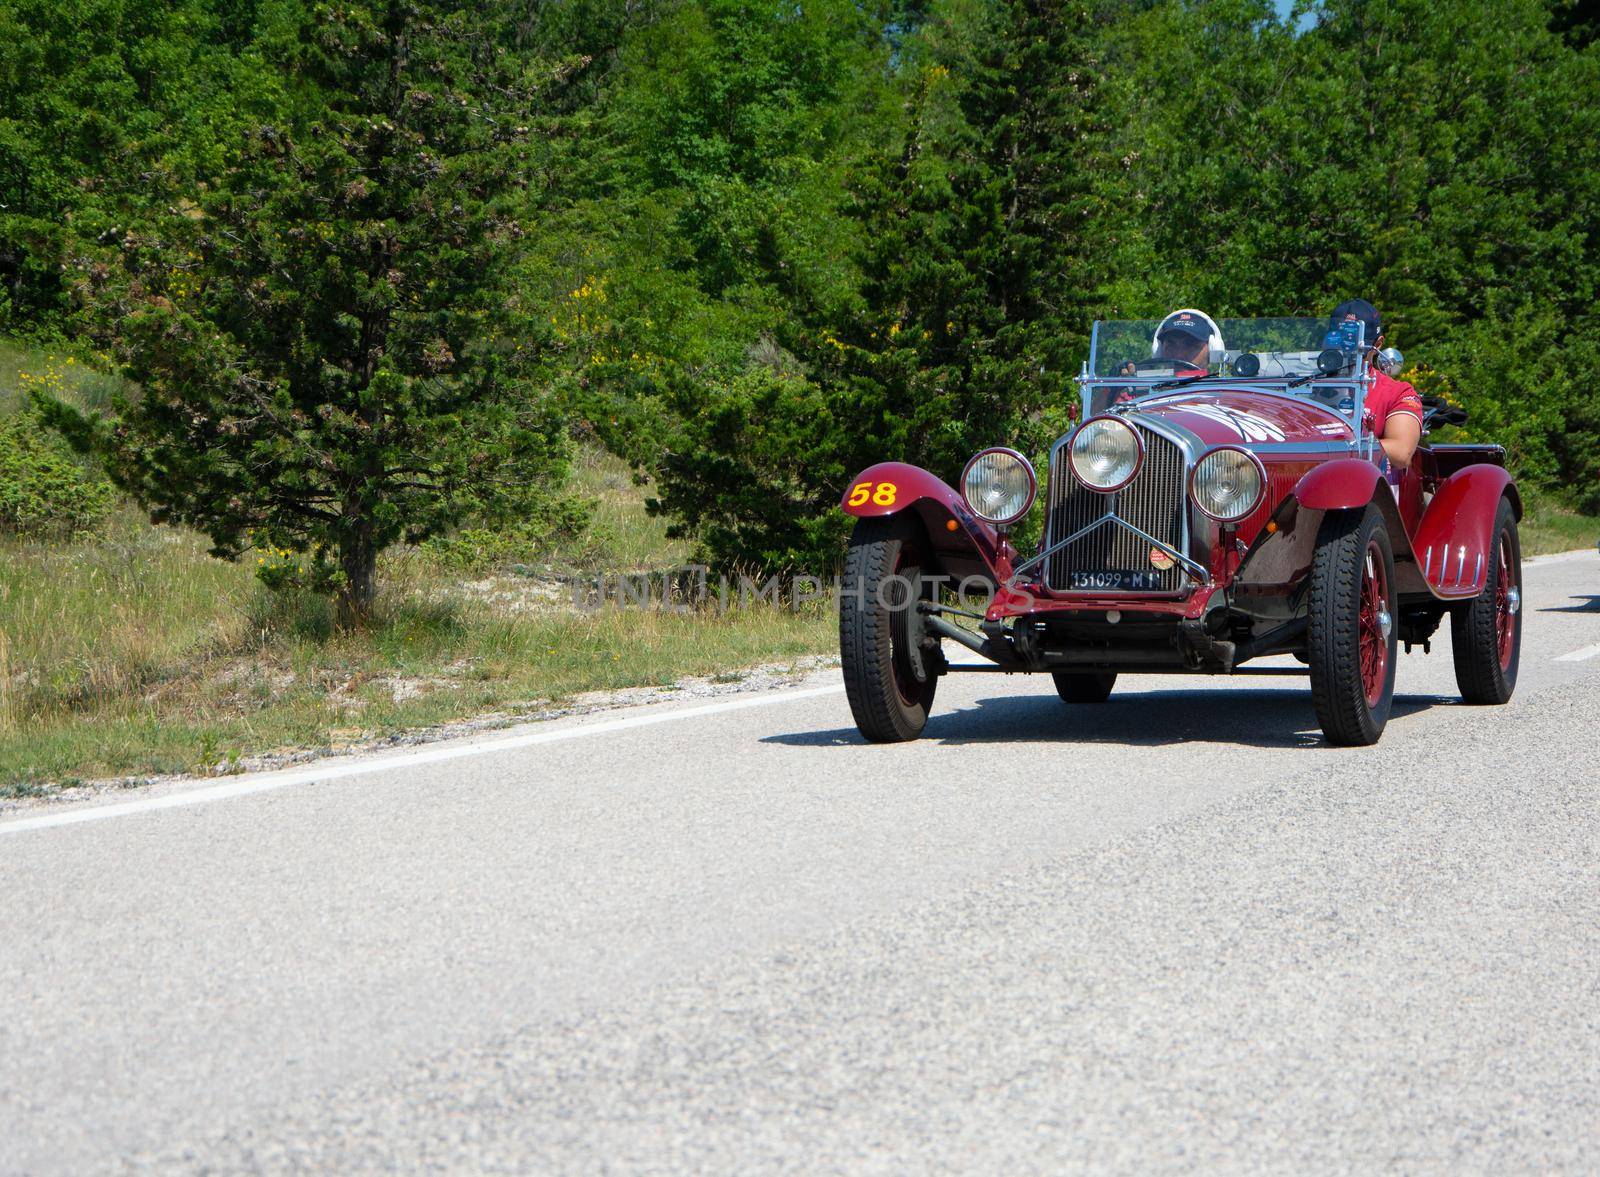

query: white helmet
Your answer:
[1151,308,1225,364]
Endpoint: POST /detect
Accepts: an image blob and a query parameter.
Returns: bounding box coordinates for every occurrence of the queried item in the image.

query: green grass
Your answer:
[1519,493,1600,558]
[0,337,125,416]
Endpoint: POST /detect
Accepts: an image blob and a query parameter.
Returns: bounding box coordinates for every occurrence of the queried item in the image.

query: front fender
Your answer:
[1292,459,1383,511]
[841,462,962,518]
[840,461,1001,578]
[1412,464,1521,598]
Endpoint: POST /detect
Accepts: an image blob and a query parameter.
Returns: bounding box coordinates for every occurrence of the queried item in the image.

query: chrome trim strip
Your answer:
[1227,441,1355,456]
[1456,545,1467,585]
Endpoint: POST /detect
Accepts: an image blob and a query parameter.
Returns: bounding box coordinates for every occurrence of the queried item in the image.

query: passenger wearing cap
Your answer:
[1328,299,1423,469]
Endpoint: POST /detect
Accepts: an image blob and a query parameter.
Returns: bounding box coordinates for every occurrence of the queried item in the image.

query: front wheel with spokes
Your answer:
[1306,504,1397,746]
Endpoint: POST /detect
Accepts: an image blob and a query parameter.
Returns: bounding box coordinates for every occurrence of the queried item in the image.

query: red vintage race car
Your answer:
[837,316,1521,746]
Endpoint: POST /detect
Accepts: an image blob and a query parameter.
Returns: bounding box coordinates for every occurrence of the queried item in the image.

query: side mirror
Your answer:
[1376,347,1404,375]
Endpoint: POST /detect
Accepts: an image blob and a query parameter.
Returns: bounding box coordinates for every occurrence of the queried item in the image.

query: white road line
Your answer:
[1554,644,1600,663]
[0,683,846,837]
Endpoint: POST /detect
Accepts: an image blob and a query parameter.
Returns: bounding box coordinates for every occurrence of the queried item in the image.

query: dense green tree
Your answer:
[10,0,1600,575]
[51,1,573,623]
[643,0,1101,568]
[1095,0,1600,495]
[547,0,907,567]
[830,0,1099,478]
[0,0,267,330]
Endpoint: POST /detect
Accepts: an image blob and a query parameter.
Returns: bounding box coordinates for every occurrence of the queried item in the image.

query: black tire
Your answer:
[1307,504,1397,746]
[839,516,939,742]
[1451,498,1521,704]
[1053,671,1116,703]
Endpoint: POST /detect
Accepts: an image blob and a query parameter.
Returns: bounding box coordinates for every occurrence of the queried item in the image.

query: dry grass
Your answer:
[0,523,834,795]
[567,444,693,571]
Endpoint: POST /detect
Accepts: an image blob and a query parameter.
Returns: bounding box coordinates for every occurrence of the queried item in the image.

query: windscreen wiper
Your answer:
[1149,372,1235,392]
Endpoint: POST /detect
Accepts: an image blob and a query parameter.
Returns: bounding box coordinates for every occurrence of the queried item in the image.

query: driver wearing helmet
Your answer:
[1328,299,1422,469]
[1116,308,1224,391]
[1151,308,1223,373]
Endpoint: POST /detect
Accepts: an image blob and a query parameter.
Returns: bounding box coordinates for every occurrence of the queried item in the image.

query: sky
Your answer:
[1275,0,1319,30]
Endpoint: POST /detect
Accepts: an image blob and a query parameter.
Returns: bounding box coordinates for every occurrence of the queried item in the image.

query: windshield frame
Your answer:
[1081,318,1376,444]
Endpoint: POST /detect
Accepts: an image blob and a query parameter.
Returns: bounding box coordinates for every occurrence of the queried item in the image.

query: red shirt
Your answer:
[1364,370,1423,436]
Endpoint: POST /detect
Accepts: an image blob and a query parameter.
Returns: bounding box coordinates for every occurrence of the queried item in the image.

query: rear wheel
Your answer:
[1307,504,1397,746]
[1053,672,1116,703]
[1451,498,1521,704]
[840,516,939,742]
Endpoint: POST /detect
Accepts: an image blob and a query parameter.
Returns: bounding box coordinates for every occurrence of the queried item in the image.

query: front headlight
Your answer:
[1190,447,1266,522]
[961,447,1036,525]
[1069,417,1143,491]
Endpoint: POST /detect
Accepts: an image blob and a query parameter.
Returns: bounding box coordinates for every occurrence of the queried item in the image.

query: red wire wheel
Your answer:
[1358,539,1391,710]
[1452,498,1521,705]
[1494,529,1518,671]
[1307,504,1397,746]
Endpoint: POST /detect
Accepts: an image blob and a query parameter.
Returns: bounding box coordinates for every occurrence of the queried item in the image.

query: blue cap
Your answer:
[1329,299,1381,342]
[1156,310,1210,344]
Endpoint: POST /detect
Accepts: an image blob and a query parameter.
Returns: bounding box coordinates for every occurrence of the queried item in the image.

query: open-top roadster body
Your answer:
[837,317,1521,746]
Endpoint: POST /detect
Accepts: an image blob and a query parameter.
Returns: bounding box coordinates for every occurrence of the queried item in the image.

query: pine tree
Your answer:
[830,0,1100,474]
[54,1,572,624]
[641,0,1103,569]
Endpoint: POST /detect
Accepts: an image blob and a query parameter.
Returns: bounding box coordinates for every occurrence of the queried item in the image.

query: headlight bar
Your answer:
[1008,510,1209,587]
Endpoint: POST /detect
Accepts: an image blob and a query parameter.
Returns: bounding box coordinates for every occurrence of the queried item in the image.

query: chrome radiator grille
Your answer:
[1043,425,1188,592]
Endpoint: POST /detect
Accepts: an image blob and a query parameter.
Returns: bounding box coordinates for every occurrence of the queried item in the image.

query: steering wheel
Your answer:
[1118,356,1209,376]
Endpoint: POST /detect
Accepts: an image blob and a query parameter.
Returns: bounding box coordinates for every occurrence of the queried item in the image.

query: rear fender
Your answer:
[1411,465,1521,598]
[840,462,1001,581]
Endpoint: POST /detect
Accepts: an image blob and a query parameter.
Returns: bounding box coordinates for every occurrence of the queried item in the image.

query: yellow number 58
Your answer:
[848,481,897,507]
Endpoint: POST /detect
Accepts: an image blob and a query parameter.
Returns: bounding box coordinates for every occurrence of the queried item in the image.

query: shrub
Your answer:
[423,494,595,574]
[0,415,115,537]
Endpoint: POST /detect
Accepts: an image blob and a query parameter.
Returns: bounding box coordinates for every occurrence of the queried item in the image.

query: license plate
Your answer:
[1067,569,1164,591]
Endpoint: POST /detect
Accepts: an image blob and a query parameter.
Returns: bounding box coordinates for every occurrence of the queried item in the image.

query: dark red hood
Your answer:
[1126,388,1353,448]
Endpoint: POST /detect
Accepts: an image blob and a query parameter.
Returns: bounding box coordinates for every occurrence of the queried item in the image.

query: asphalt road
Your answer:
[3,550,1598,1174]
